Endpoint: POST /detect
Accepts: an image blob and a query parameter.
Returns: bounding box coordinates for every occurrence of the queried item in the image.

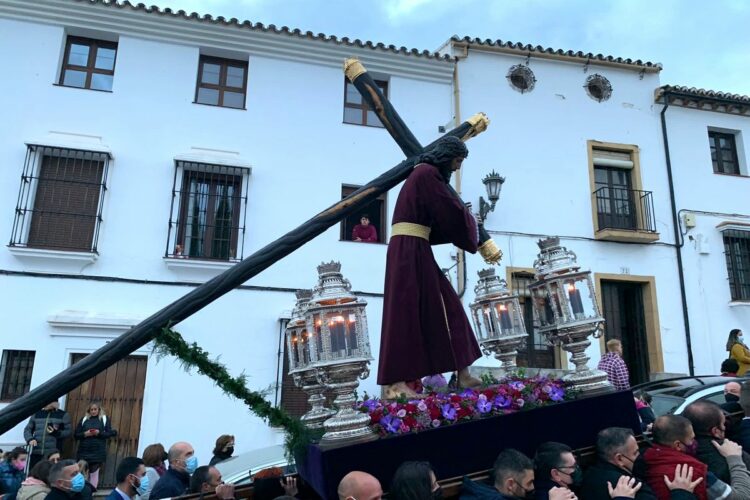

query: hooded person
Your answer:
[378,136,483,398]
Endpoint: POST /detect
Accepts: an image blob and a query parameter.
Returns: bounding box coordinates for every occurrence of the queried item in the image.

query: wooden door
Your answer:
[63,354,147,488]
[600,281,650,385]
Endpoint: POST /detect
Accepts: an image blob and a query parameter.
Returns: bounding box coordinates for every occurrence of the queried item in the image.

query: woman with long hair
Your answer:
[74,402,116,489]
[140,443,167,500]
[209,435,235,466]
[390,461,441,500]
[727,329,750,375]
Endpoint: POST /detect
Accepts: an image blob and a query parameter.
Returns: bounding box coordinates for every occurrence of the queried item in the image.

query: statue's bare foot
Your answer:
[457,368,482,389]
[383,381,419,400]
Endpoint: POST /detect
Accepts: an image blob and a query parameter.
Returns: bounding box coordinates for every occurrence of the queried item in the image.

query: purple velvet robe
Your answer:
[377,163,482,385]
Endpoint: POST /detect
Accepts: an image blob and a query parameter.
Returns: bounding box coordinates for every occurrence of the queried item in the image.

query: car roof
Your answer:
[632,375,747,399]
[213,444,289,484]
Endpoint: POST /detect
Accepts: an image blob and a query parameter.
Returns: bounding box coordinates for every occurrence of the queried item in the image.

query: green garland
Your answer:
[153,326,316,461]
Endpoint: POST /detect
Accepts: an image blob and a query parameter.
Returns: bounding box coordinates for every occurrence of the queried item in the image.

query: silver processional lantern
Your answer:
[305,261,376,445]
[469,268,528,374]
[528,237,610,393]
[286,289,335,429]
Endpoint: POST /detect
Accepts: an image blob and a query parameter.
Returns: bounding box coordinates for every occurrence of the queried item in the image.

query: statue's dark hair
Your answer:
[419,136,469,183]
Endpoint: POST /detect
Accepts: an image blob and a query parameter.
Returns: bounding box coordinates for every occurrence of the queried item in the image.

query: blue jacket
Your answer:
[0,461,25,500]
[149,468,190,500]
[459,477,508,500]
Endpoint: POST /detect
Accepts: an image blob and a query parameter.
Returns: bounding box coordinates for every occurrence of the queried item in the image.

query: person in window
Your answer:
[352,214,378,243]
[727,330,750,376]
[74,403,116,489]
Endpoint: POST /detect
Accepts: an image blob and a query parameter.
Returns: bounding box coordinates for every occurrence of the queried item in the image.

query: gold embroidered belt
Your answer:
[391,222,431,241]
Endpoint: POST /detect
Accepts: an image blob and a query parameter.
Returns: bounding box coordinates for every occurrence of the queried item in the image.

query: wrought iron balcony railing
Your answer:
[593,187,656,233]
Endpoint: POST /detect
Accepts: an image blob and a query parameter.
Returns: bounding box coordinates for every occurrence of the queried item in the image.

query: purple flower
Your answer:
[509,381,525,391]
[550,386,565,401]
[441,403,457,421]
[381,414,402,434]
[477,397,493,414]
[460,388,475,398]
[422,374,448,388]
[494,394,512,409]
[417,401,428,412]
[361,399,379,411]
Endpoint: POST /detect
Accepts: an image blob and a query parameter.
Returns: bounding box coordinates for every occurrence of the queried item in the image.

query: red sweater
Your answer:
[352,224,378,242]
[642,446,707,500]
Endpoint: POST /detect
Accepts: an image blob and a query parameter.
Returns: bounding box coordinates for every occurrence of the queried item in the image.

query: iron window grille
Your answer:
[0,350,36,401]
[585,74,612,102]
[59,36,118,91]
[723,230,750,301]
[10,145,110,252]
[709,131,741,175]
[166,161,249,261]
[343,77,388,127]
[507,64,536,94]
[195,55,249,109]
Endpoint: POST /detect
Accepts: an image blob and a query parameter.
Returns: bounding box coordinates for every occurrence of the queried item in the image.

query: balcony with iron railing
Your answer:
[592,187,660,243]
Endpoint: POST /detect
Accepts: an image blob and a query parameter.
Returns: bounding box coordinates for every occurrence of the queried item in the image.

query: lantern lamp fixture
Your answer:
[479,170,505,221]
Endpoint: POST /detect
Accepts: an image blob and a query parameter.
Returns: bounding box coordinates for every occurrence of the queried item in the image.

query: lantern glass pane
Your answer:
[494,301,514,333]
[300,328,311,365]
[312,313,324,361]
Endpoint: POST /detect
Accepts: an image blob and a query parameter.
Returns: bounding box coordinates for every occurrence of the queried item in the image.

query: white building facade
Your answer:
[1,0,749,481]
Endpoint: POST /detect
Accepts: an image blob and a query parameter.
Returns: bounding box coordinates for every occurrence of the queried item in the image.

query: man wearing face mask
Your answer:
[461,449,575,500]
[720,383,742,414]
[580,427,699,500]
[533,442,581,499]
[44,460,85,500]
[681,401,750,493]
[105,457,149,500]
[149,442,197,500]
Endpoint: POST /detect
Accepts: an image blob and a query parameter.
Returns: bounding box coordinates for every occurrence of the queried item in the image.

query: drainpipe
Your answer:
[660,94,695,376]
[453,42,469,298]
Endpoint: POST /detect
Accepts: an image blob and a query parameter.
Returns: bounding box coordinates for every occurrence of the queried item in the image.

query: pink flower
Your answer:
[396,409,407,418]
[417,401,428,412]
[431,419,441,428]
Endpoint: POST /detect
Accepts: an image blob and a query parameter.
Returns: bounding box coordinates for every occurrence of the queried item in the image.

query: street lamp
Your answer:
[305,261,376,446]
[528,237,610,393]
[478,170,505,222]
[469,268,528,375]
[286,289,335,429]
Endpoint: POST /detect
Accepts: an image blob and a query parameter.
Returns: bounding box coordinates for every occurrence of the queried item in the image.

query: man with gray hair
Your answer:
[149,442,197,500]
[45,459,85,500]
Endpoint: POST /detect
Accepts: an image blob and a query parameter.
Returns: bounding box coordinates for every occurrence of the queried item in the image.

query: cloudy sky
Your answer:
[154,0,750,95]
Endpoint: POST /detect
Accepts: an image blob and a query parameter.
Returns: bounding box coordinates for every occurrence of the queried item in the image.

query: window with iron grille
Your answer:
[343,78,388,127]
[166,161,249,261]
[59,36,118,91]
[10,145,111,252]
[0,350,35,401]
[723,230,750,301]
[195,55,248,109]
[709,131,741,175]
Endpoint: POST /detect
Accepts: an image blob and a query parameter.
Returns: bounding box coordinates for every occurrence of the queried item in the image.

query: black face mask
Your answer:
[222,447,234,457]
[726,394,740,403]
[161,452,168,462]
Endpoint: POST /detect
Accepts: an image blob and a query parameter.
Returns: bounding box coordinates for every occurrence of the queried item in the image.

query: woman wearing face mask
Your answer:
[140,444,167,500]
[0,447,29,500]
[390,461,442,500]
[208,435,235,467]
[727,329,750,376]
[74,403,117,490]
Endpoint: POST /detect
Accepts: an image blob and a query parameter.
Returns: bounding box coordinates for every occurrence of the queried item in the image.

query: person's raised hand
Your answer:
[607,476,642,498]
[214,483,235,500]
[713,439,742,458]
[664,464,703,492]
[548,486,577,500]
[280,476,298,497]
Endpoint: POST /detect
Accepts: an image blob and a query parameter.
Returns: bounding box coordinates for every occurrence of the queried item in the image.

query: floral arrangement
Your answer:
[359,375,574,436]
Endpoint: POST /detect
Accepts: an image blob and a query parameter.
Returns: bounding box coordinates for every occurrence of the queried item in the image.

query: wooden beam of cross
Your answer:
[345,58,500,263]
[0,61,490,434]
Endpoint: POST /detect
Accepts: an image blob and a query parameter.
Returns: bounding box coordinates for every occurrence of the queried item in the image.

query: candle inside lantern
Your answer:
[329,315,347,355]
[567,283,585,317]
[497,303,513,331]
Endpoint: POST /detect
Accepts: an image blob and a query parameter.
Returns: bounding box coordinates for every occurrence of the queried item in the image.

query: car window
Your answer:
[702,392,727,406]
[651,395,685,416]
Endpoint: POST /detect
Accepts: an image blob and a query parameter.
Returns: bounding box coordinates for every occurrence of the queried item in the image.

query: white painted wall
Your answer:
[0,13,452,459]
[664,105,750,374]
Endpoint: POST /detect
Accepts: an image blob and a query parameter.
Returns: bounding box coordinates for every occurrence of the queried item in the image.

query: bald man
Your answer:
[338,471,383,500]
[722,381,743,414]
[150,441,198,500]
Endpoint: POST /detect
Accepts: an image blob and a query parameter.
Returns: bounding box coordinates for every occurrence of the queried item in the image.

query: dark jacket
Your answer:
[738,419,750,455]
[24,409,72,457]
[74,415,116,464]
[0,460,26,500]
[459,477,507,500]
[43,489,81,500]
[695,435,750,485]
[580,460,697,500]
[149,468,190,500]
